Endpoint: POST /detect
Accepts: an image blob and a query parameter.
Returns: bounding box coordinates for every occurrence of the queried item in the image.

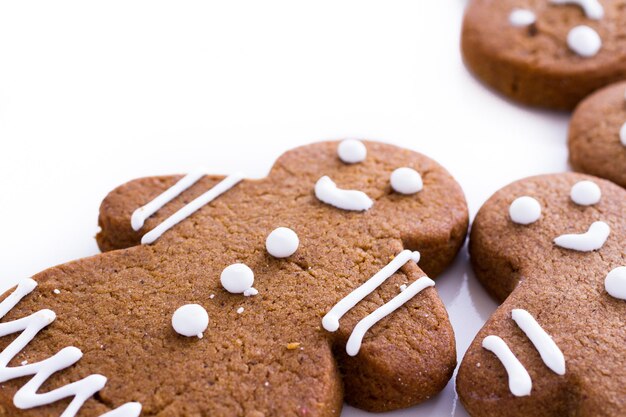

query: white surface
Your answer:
[0,1,571,416]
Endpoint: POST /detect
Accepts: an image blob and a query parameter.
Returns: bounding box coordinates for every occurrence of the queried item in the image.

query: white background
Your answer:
[0,1,571,416]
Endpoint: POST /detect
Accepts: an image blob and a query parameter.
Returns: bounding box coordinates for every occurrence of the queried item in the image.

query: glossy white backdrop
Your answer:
[0,1,570,416]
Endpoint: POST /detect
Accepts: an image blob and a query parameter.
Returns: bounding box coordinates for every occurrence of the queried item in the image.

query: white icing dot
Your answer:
[237,307,245,314]
[509,196,541,225]
[53,289,61,294]
[509,8,536,26]
[243,287,258,297]
[172,304,209,338]
[605,267,626,300]
[390,167,423,195]
[337,139,367,164]
[266,227,299,258]
[620,122,626,147]
[567,25,601,58]
[570,180,601,205]
[221,263,255,294]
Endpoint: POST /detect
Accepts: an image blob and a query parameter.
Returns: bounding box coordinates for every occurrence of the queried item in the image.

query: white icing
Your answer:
[322,250,420,332]
[142,173,244,244]
[314,176,373,211]
[101,402,142,417]
[553,221,610,251]
[550,0,604,20]
[236,307,244,314]
[0,279,140,417]
[620,121,626,146]
[511,309,566,375]
[570,180,601,206]
[346,276,434,356]
[131,170,205,231]
[605,266,626,300]
[172,304,209,338]
[337,139,367,164]
[221,263,256,295]
[482,335,532,397]
[567,25,602,57]
[266,227,299,258]
[243,288,258,297]
[509,8,536,26]
[509,196,541,225]
[390,167,423,195]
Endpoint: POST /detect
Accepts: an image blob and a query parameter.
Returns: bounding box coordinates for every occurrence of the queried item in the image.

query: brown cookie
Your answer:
[0,140,468,416]
[569,80,626,188]
[457,173,626,417]
[462,0,626,110]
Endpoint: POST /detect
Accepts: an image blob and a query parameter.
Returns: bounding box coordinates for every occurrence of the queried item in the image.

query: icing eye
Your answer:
[570,180,601,206]
[390,167,423,195]
[266,227,299,258]
[605,267,626,300]
[619,122,626,147]
[567,25,601,57]
[509,196,541,225]
[337,139,367,164]
[509,8,536,27]
[220,263,257,296]
[172,304,209,338]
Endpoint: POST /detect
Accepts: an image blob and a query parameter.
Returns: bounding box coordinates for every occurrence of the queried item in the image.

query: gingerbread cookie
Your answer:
[457,173,626,417]
[462,0,626,110]
[569,80,626,188]
[0,140,468,416]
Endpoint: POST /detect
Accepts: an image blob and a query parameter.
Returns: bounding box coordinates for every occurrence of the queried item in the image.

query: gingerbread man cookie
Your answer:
[457,173,625,417]
[0,140,468,416]
[462,0,626,110]
[569,80,626,188]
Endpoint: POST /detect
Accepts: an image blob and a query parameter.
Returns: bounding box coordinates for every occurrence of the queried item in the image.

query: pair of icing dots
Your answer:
[483,309,565,397]
[316,140,424,212]
[322,250,434,356]
[509,0,603,58]
[0,279,142,417]
[509,180,602,225]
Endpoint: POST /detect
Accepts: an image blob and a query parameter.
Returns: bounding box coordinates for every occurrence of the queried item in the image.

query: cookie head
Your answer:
[458,173,626,417]
[462,0,626,109]
[0,140,468,416]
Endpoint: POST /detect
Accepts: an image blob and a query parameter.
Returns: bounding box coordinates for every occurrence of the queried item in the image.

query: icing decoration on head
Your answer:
[620,121,626,147]
[140,173,245,244]
[553,220,610,251]
[0,279,141,417]
[509,8,536,26]
[314,176,373,211]
[220,263,257,296]
[605,267,626,300]
[509,196,541,225]
[481,335,532,397]
[550,0,604,20]
[511,309,565,375]
[266,227,299,258]
[390,167,423,195]
[570,180,601,205]
[567,25,602,57]
[172,304,209,338]
[337,139,367,164]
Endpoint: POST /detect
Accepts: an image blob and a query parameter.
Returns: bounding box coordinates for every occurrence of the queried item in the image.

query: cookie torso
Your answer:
[458,173,626,417]
[569,80,626,188]
[462,0,626,110]
[0,141,468,416]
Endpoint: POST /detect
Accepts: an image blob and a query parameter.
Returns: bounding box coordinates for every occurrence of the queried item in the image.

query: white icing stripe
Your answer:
[346,276,434,356]
[322,250,420,332]
[511,309,566,375]
[131,170,205,231]
[550,0,604,19]
[0,280,141,417]
[314,176,373,211]
[142,173,245,244]
[553,221,610,252]
[482,335,532,397]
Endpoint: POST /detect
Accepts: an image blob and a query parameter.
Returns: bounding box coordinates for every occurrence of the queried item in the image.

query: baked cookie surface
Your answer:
[569,80,626,188]
[462,0,626,110]
[0,140,468,416]
[458,173,626,417]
